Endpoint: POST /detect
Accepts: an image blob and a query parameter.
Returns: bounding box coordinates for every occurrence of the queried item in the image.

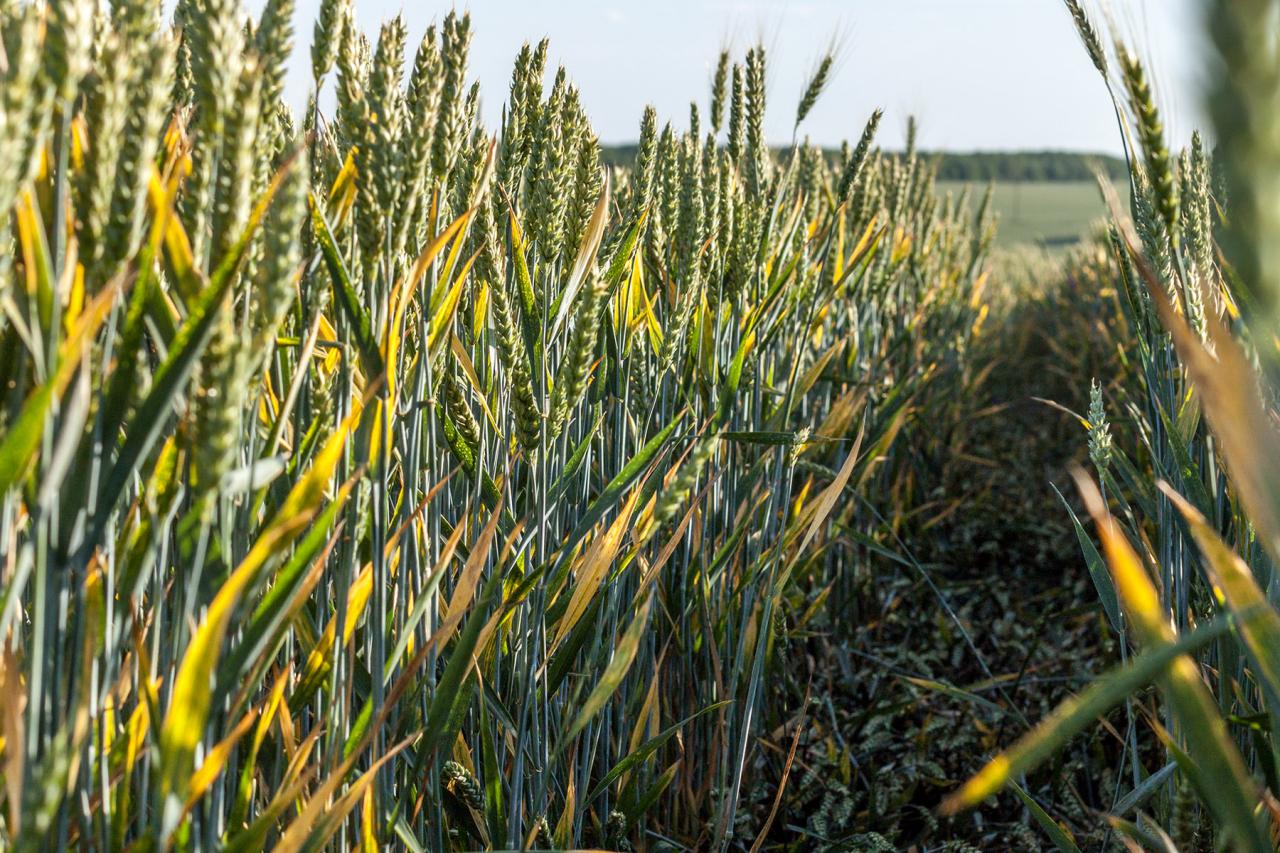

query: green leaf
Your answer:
[621,759,680,825]
[548,412,604,505]
[0,279,116,498]
[1009,781,1080,853]
[1105,815,1177,853]
[564,590,653,744]
[586,701,731,801]
[97,169,291,532]
[559,413,682,553]
[1110,762,1176,817]
[0,380,54,495]
[310,196,386,384]
[1054,484,1120,633]
[478,688,506,844]
[96,266,234,531]
[420,568,504,757]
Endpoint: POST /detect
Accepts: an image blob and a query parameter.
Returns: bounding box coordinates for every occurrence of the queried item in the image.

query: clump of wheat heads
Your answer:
[0,2,991,849]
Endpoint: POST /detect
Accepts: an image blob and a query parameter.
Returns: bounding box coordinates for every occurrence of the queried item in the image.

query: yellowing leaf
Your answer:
[157,407,358,838]
[551,488,639,654]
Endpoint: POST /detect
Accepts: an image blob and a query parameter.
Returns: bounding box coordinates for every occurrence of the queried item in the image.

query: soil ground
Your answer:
[746,255,1127,851]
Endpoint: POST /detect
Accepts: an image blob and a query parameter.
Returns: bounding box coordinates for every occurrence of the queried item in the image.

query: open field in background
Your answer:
[612,147,1120,249]
[938,179,1116,248]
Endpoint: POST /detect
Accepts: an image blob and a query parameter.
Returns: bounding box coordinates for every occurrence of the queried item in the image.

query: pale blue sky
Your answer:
[282,0,1207,154]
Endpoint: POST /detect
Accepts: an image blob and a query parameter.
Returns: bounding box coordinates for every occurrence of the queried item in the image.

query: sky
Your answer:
[280,0,1209,154]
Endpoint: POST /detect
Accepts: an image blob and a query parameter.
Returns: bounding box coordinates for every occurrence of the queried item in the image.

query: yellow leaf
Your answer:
[157,408,358,837]
[1074,472,1166,644]
[185,709,258,811]
[551,488,639,653]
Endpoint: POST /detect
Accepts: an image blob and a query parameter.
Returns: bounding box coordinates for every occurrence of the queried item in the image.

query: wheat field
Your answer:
[1,0,1280,850]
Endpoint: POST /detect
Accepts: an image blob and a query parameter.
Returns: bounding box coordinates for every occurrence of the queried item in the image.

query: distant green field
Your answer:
[937,180,1116,248]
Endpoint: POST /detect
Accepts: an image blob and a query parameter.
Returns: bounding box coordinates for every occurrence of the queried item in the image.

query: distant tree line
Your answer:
[600,146,1127,183]
[927,151,1127,182]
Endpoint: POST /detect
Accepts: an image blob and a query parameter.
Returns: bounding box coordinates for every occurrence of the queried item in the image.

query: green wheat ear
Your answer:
[1118,46,1179,245]
[432,10,473,184]
[354,15,405,274]
[310,0,346,84]
[528,67,572,266]
[255,0,293,111]
[211,58,260,264]
[838,108,883,204]
[75,35,131,284]
[1063,0,1107,77]
[532,815,553,849]
[727,61,745,166]
[192,298,244,500]
[251,148,308,358]
[744,45,768,194]
[605,810,631,850]
[441,761,485,812]
[710,49,729,134]
[1182,131,1217,314]
[104,33,174,273]
[45,0,94,101]
[795,52,834,130]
